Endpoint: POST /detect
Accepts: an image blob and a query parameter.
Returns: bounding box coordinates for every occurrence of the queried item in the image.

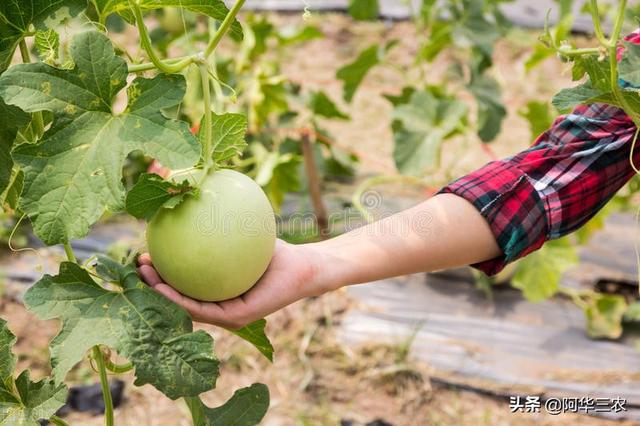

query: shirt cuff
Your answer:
[438,160,549,276]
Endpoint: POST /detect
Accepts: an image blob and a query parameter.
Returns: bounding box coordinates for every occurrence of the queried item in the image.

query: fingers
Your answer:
[138,253,153,266]
[152,283,255,329]
[137,264,163,287]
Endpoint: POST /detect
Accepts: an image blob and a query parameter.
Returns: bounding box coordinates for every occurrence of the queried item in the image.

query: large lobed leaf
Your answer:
[0,0,86,72]
[512,238,578,303]
[198,113,248,164]
[0,319,67,425]
[0,31,201,245]
[392,89,467,176]
[185,384,270,426]
[93,0,242,39]
[0,99,30,198]
[24,258,219,400]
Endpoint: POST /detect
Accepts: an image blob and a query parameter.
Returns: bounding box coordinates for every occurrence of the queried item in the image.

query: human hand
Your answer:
[137,240,328,329]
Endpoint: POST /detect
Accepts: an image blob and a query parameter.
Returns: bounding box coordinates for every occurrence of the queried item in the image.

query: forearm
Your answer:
[307,194,501,292]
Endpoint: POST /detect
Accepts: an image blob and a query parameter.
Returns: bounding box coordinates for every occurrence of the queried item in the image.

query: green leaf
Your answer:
[0,319,67,425]
[1,371,67,426]
[391,89,467,175]
[468,74,506,142]
[419,21,452,62]
[0,31,200,245]
[1,169,24,212]
[248,72,289,131]
[551,82,611,113]
[125,173,195,221]
[449,0,502,60]
[512,239,578,302]
[0,99,29,197]
[34,29,60,64]
[277,25,324,46]
[584,294,627,339]
[0,0,86,72]
[383,87,416,107]
[309,91,349,120]
[229,319,274,362]
[518,100,554,138]
[198,113,248,164]
[24,259,219,399]
[524,7,574,73]
[337,41,396,103]
[348,0,379,21]
[0,319,16,389]
[185,384,270,426]
[93,0,243,40]
[620,40,640,87]
[623,301,640,323]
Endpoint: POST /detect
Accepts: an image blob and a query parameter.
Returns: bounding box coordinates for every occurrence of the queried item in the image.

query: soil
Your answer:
[2,295,632,426]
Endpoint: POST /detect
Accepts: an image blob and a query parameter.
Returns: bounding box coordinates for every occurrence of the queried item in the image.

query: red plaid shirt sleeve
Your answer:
[439,33,640,275]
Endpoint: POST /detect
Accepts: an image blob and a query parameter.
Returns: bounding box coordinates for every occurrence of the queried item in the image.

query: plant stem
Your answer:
[128,55,193,73]
[200,63,214,174]
[63,242,77,263]
[205,0,246,57]
[132,2,193,74]
[557,46,602,57]
[62,244,115,424]
[18,40,45,139]
[93,346,115,426]
[300,132,329,239]
[49,415,70,426]
[104,358,134,374]
[589,0,610,47]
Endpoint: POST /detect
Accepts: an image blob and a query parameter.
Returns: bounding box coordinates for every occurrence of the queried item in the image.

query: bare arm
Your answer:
[138,194,500,328]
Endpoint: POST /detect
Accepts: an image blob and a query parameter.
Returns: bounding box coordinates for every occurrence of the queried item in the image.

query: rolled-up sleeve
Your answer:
[440,103,638,275]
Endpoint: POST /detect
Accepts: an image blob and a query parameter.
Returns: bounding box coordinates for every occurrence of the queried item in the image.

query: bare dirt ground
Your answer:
[0,12,626,426]
[2,294,633,426]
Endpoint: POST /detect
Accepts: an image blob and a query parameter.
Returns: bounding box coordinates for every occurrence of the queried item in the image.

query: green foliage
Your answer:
[1,170,24,212]
[518,100,554,138]
[0,99,30,197]
[253,144,302,211]
[337,41,397,103]
[247,71,289,132]
[0,319,67,425]
[309,91,350,120]
[0,0,86,71]
[230,319,275,362]
[348,0,380,21]
[467,73,506,142]
[391,89,467,175]
[125,173,195,220]
[34,29,60,65]
[24,258,220,400]
[198,113,248,164]
[524,0,575,72]
[619,41,640,86]
[93,0,243,39]
[584,294,627,339]
[0,31,200,245]
[512,239,578,303]
[185,384,270,426]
